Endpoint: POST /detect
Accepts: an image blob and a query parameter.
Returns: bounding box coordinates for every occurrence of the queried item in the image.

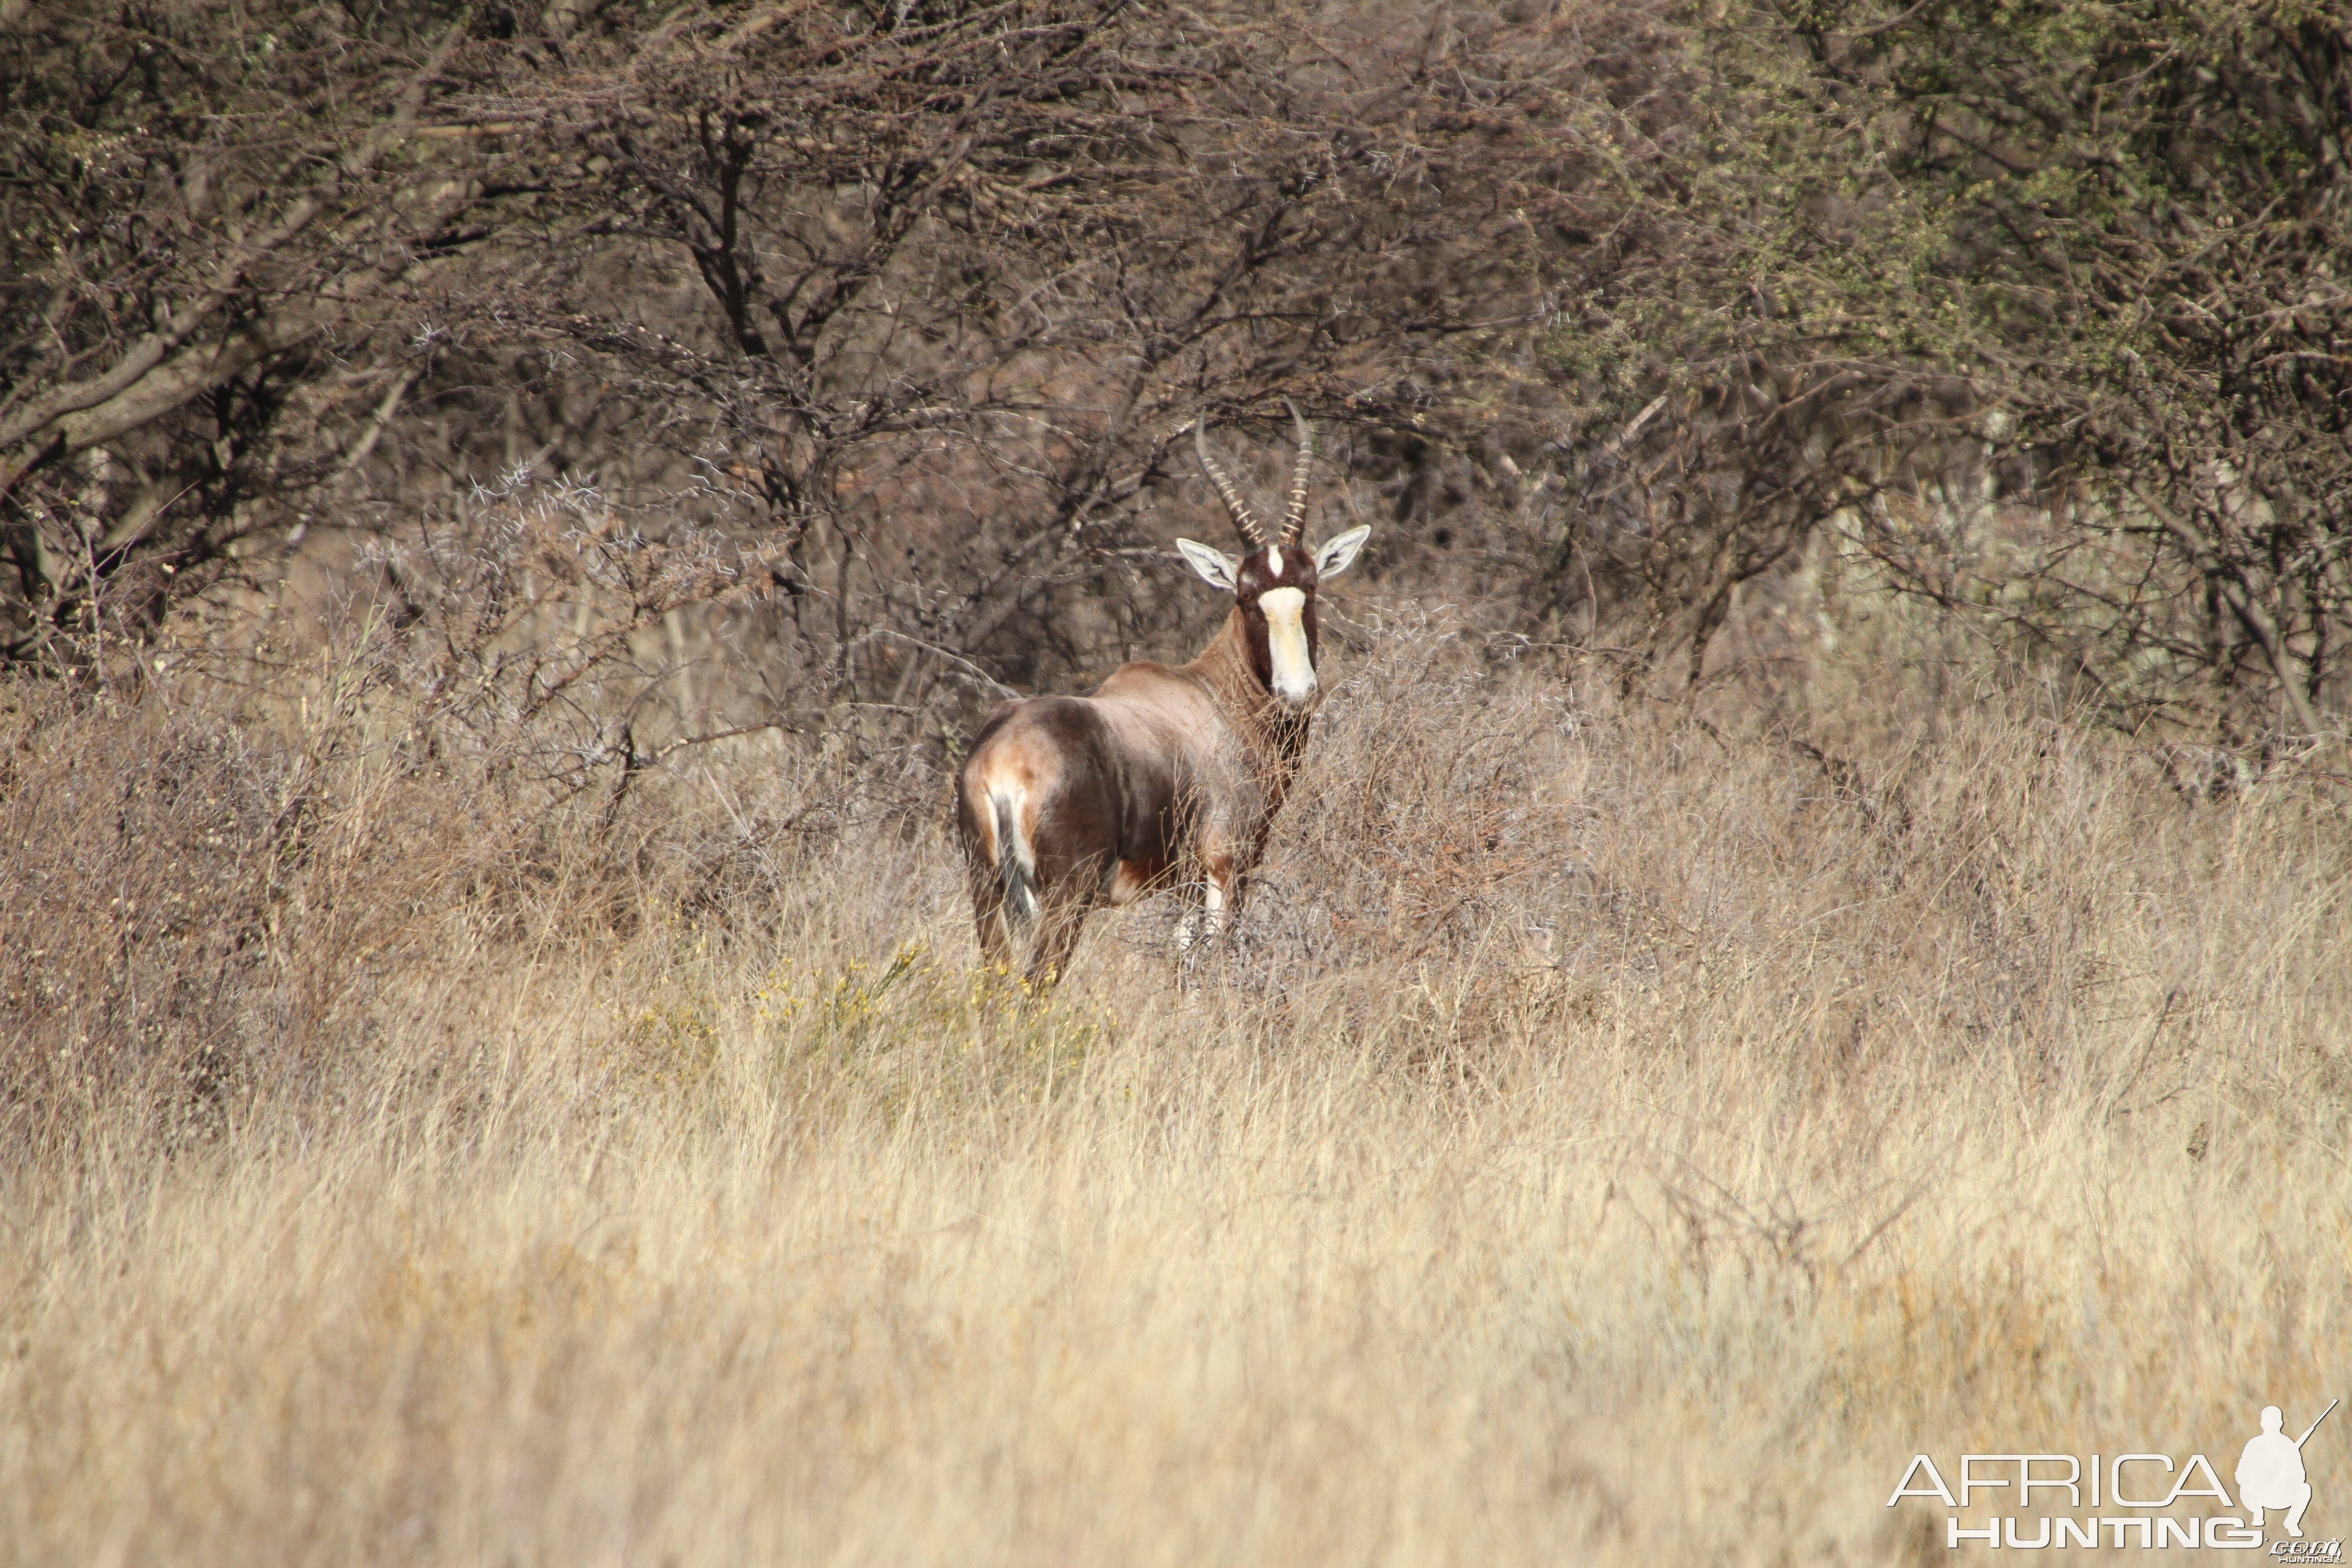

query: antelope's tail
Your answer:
[990,784,1039,931]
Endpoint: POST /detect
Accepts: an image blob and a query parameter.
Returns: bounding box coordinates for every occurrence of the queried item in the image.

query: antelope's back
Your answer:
[956,665,1245,872]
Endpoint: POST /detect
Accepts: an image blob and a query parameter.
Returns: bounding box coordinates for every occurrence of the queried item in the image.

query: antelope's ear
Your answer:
[1175,537,1240,592]
[1312,524,1372,579]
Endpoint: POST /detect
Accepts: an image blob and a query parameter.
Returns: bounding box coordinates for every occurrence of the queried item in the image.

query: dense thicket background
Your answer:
[9,0,2345,746]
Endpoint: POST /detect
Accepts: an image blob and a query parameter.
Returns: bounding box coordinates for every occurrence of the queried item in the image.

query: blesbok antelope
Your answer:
[955,407,1372,984]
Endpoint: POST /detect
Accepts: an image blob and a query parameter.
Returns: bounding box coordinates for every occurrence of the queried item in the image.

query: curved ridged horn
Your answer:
[1193,419,1267,549]
[1280,399,1314,543]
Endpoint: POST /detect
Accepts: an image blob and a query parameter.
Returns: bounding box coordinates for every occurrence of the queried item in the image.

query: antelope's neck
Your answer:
[1186,608,1314,780]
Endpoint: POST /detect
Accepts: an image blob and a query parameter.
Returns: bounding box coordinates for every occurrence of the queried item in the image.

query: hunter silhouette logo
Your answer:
[1886,1396,2340,1551]
[2241,1400,2335,1540]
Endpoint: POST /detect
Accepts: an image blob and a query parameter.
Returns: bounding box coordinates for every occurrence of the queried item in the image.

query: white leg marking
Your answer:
[1175,879,1228,956]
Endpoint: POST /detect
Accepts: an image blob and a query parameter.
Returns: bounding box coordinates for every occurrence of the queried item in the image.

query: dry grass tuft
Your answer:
[4,603,2349,1564]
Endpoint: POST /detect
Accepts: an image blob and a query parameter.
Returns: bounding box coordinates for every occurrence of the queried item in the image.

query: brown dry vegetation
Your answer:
[7,0,2352,1553]
[5,556,2349,1562]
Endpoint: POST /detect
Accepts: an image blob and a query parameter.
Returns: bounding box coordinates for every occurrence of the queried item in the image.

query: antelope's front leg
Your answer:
[1176,852,1239,957]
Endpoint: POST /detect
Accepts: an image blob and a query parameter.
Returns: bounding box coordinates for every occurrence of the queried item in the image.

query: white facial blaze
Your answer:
[1258,586,1314,704]
[1266,546,1284,577]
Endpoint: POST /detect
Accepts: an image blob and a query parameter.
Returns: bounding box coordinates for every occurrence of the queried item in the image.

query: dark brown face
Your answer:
[1232,543,1321,706]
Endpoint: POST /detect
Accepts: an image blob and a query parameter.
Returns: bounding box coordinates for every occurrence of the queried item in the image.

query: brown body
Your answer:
[956,411,1369,983]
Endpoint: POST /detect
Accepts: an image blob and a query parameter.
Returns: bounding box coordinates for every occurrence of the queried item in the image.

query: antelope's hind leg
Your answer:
[967,858,1016,973]
[956,783,1017,974]
[1024,886,1093,989]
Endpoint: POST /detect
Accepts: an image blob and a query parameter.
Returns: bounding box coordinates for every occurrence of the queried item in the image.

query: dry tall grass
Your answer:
[4,604,2348,1565]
